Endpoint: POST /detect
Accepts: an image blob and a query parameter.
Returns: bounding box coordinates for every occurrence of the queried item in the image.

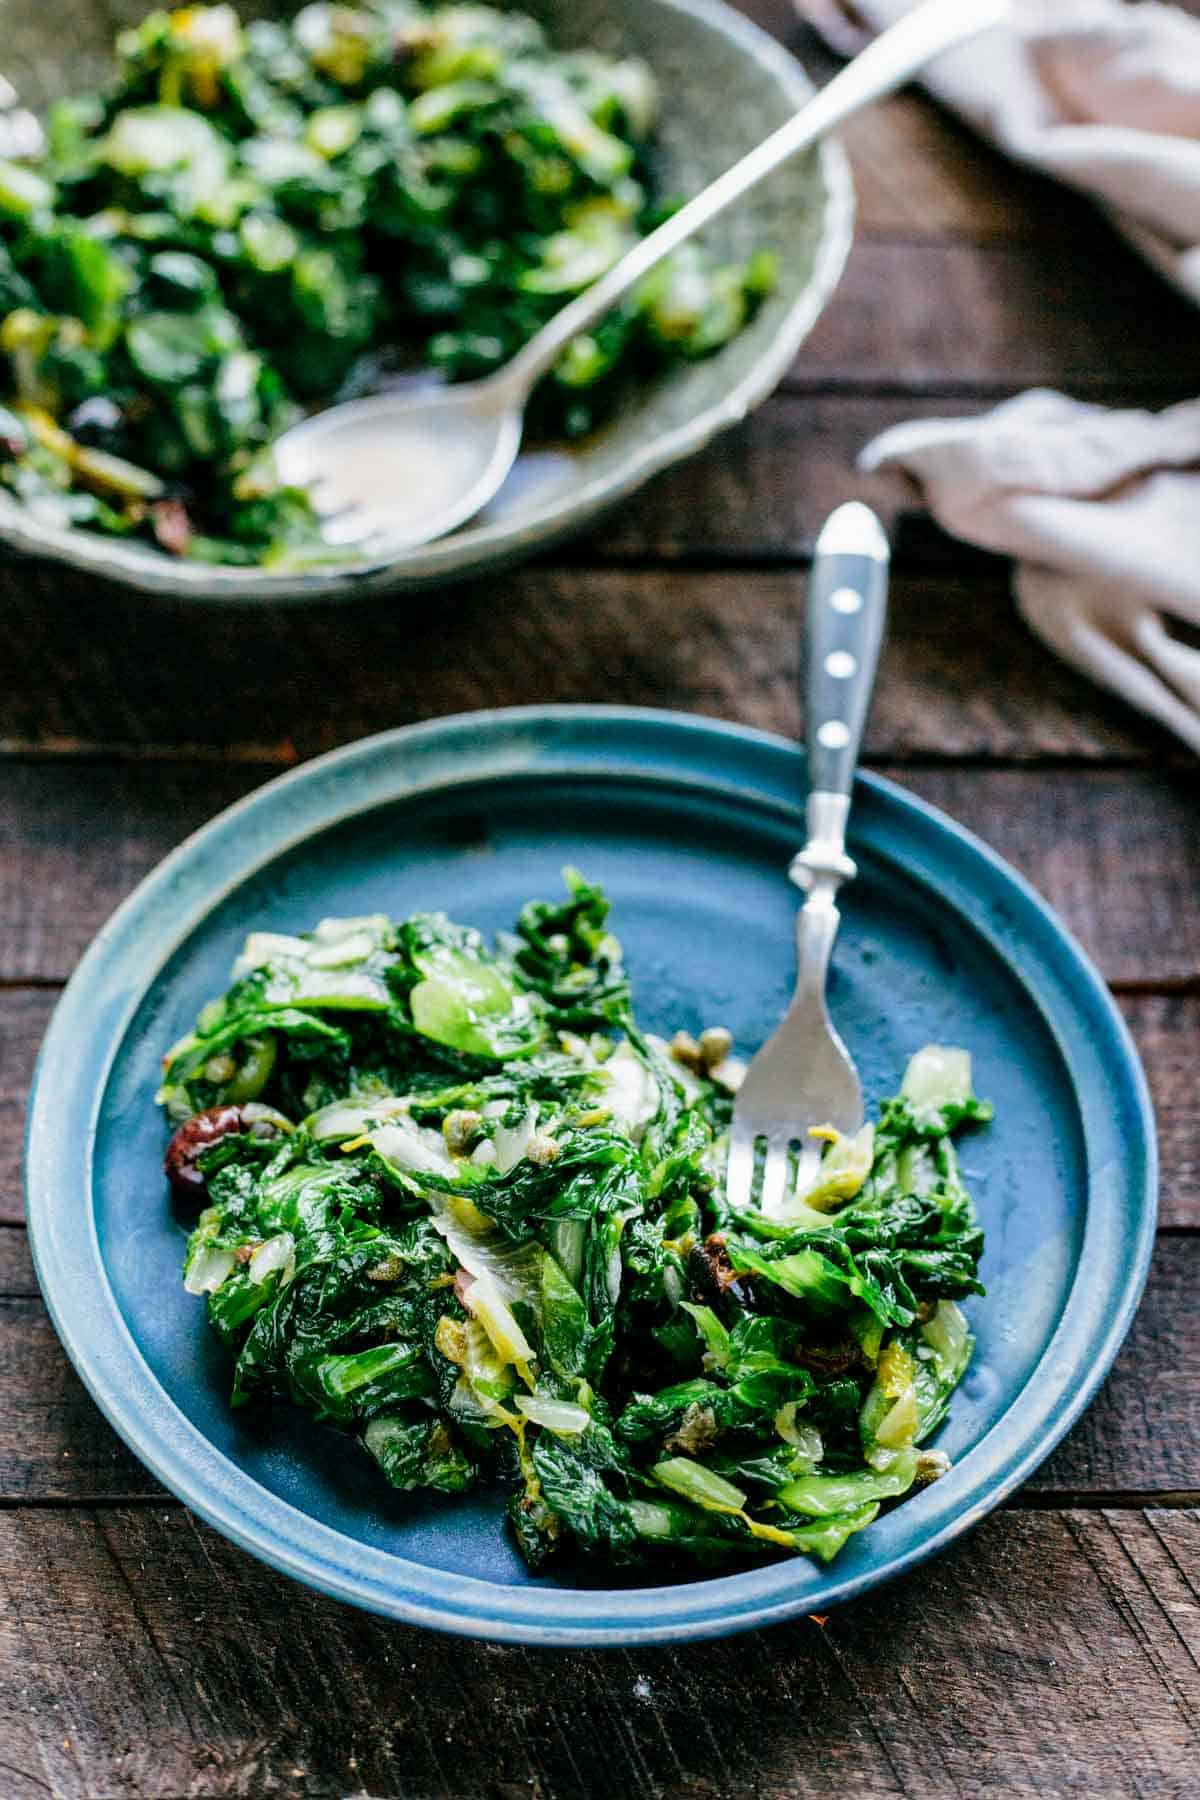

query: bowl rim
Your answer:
[0,0,855,602]
[25,704,1158,1645]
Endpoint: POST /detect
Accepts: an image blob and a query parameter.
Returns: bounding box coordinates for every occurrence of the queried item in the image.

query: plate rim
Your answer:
[25,705,1158,1644]
[0,0,854,602]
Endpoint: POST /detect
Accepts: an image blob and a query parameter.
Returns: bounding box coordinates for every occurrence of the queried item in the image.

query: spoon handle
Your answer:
[502,0,1007,394]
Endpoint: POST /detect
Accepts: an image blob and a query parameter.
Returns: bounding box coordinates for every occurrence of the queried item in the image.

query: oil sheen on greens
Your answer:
[0,3,776,566]
[160,874,992,1572]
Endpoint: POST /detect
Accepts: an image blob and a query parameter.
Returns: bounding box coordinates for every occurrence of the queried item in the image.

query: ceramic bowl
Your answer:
[1,0,853,601]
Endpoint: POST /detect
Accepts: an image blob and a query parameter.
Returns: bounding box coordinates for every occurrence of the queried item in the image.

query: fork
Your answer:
[726,501,890,1218]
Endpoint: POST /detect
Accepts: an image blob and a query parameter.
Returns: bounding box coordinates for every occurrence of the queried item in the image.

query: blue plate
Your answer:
[26,707,1156,1645]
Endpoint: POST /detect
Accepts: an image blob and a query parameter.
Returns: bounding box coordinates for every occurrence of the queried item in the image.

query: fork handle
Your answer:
[791,502,889,891]
[805,502,889,798]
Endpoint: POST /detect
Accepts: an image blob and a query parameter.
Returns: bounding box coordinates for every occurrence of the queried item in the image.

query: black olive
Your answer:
[164,1104,282,1204]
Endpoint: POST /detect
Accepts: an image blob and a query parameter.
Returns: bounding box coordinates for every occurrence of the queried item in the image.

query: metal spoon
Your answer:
[726,500,889,1218]
[272,0,1006,554]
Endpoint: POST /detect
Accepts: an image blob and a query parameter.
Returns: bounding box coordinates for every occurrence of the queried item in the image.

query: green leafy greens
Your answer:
[0,2,775,565]
[160,873,992,1572]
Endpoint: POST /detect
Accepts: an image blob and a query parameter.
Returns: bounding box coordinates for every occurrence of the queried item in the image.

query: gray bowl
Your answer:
[2,0,853,601]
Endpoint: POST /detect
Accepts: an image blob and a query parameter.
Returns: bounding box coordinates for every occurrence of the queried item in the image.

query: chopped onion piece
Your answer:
[459,1268,535,1375]
[603,1039,658,1138]
[493,1104,538,1172]
[184,1244,236,1295]
[513,1395,590,1436]
[247,1231,295,1287]
[370,1118,457,1175]
[312,913,389,943]
[306,930,380,969]
[902,1045,973,1115]
[231,931,310,977]
[307,1094,411,1141]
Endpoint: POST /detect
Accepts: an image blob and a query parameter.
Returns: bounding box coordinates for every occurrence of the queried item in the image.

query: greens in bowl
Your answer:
[0,1,777,569]
[160,871,992,1574]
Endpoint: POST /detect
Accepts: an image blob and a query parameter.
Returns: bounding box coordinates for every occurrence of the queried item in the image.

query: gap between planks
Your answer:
[0,746,1193,772]
[1,1492,1198,1513]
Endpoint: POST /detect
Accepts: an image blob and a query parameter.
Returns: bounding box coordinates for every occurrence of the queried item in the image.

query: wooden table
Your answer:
[3,6,1199,1795]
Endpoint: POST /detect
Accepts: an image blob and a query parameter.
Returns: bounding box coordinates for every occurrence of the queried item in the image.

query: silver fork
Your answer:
[726,501,889,1218]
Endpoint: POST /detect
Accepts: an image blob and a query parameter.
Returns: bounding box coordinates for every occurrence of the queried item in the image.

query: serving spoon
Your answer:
[272,0,1006,554]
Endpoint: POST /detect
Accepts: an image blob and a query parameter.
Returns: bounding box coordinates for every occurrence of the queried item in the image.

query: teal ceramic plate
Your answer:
[26,707,1156,1644]
[0,0,852,601]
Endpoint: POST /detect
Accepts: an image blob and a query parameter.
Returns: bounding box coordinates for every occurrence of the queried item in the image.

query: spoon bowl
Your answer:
[272,378,523,554]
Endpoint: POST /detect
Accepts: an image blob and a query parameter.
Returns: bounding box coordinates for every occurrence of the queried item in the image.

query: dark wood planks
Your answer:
[582,391,1200,565]
[0,989,50,1223]
[835,92,1069,243]
[2,1233,1196,1505]
[584,392,986,560]
[0,1278,163,1502]
[0,1229,34,1293]
[794,237,1200,393]
[888,769,1200,991]
[0,764,274,987]
[1120,995,1200,1227]
[0,564,1182,763]
[0,1504,1195,1798]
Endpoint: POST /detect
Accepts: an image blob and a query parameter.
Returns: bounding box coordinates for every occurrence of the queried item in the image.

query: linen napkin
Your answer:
[797,0,1200,750]
[862,392,1200,753]
[800,0,1200,297]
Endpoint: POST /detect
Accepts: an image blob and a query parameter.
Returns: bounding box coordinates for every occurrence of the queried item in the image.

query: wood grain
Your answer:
[1,1232,1194,1505]
[792,238,1200,393]
[0,563,1184,765]
[1120,996,1200,1226]
[0,1229,35,1294]
[835,91,1071,244]
[0,1504,1195,1798]
[0,990,51,1224]
[0,764,272,987]
[888,770,1200,992]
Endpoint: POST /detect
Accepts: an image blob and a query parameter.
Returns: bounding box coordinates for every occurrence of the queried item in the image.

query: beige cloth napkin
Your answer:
[798,0,1200,750]
[862,392,1200,753]
[801,0,1200,296]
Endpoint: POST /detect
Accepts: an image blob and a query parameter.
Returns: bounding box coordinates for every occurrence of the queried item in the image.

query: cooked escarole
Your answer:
[161,872,991,1570]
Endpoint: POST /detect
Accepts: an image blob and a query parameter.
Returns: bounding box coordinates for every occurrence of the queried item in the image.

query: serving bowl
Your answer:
[1,0,852,601]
